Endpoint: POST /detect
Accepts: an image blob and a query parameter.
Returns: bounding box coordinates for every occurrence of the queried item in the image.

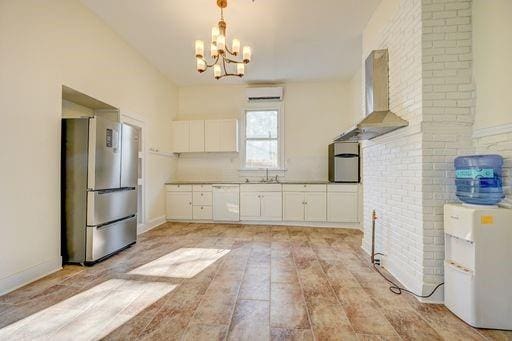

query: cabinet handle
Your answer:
[189,202,192,205]
[201,206,204,210]
[201,193,204,196]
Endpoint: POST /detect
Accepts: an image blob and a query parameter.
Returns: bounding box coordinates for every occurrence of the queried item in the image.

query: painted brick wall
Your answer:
[420,0,474,300]
[361,0,425,295]
[362,0,475,302]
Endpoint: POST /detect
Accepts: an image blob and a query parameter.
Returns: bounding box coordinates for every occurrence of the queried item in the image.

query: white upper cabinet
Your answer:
[189,120,205,152]
[205,119,238,152]
[171,121,190,153]
[173,119,238,153]
[204,120,220,152]
[218,119,238,152]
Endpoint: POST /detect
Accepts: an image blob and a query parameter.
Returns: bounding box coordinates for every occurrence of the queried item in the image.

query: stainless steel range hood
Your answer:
[335,49,408,141]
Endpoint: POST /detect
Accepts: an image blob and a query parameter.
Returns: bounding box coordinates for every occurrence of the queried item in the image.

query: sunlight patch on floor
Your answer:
[0,279,176,340]
[128,248,231,278]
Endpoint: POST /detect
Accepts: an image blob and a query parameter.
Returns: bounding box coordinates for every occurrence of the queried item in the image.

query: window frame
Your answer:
[240,102,285,171]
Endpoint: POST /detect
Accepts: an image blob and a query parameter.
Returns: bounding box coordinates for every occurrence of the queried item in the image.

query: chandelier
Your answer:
[195,0,252,80]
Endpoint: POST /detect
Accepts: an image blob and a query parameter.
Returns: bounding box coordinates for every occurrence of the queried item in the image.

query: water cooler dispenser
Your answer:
[444,203,512,330]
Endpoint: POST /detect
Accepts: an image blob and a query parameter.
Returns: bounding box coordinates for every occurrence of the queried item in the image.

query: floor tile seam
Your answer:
[289,241,317,341]
[177,239,234,338]
[224,245,255,341]
[147,239,228,340]
[309,243,391,340]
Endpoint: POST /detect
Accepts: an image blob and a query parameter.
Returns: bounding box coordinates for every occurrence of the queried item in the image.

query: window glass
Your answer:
[244,109,280,169]
[246,111,278,138]
[245,140,278,168]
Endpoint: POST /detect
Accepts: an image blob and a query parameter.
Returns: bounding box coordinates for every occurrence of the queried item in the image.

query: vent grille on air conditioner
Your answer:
[245,87,283,102]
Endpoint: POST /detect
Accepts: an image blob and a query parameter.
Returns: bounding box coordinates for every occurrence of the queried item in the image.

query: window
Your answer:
[242,107,283,169]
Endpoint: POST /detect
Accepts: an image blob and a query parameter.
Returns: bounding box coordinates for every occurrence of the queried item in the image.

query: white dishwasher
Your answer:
[213,184,240,221]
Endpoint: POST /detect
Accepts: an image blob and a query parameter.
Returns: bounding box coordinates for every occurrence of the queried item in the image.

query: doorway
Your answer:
[121,113,146,233]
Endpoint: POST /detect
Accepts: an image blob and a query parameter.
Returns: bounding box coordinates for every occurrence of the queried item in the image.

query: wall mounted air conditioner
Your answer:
[245,87,283,102]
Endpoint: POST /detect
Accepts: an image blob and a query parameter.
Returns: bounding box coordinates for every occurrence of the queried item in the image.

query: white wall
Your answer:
[472,0,512,207]
[175,81,355,181]
[472,0,512,130]
[0,0,178,294]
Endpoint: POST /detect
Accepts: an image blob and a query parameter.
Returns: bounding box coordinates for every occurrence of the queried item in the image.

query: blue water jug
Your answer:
[454,154,504,205]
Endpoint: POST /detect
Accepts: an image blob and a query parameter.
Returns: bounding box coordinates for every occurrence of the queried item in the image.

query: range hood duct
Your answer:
[335,49,408,141]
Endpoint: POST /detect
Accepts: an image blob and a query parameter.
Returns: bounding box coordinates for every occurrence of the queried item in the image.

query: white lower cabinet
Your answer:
[166,192,192,220]
[260,192,283,220]
[240,184,282,221]
[166,185,212,220]
[166,183,359,225]
[327,184,358,223]
[240,192,261,218]
[305,192,327,221]
[193,205,212,220]
[283,192,305,221]
[283,191,326,222]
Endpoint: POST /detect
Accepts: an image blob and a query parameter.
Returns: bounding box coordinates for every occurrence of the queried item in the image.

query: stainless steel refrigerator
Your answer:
[62,116,139,264]
[328,142,360,183]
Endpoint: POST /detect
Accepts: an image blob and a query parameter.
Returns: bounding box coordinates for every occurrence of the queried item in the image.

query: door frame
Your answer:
[120,112,146,233]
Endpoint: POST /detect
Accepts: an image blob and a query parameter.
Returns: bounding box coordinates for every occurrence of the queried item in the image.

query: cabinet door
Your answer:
[305,192,327,222]
[283,192,305,221]
[260,192,283,221]
[172,121,190,153]
[327,192,358,223]
[204,120,220,152]
[189,120,205,152]
[240,192,260,219]
[166,192,192,220]
[219,119,238,152]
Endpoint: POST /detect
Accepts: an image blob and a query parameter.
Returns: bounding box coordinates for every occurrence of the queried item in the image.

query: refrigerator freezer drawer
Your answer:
[87,189,137,226]
[86,216,137,262]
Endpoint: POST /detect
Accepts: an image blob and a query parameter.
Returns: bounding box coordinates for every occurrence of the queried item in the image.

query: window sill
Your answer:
[238,168,288,172]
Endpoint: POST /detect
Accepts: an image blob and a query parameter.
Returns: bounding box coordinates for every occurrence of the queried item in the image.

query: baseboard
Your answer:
[138,215,166,234]
[0,256,62,296]
[166,219,361,229]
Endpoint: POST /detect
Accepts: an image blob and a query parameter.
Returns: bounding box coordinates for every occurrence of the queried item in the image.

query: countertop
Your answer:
[165,180,353,185]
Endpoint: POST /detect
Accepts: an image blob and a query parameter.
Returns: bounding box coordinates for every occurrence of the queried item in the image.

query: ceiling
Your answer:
[80,0,381,86]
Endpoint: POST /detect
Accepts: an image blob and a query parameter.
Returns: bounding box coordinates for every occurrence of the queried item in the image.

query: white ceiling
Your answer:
[80,0,381,86]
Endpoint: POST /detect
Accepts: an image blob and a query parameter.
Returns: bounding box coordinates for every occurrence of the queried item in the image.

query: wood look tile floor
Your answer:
[0,223,511,341]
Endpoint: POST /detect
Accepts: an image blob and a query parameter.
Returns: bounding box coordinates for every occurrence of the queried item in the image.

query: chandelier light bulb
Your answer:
[243,46,252,63]
[237,63,245,76]
[216,35,226,53]
[211,26,220,43]
[210,43,219,57]
[232,39,240,55]
[196,58,206,72]
[195,40,204,58]
[214,64,222,78]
